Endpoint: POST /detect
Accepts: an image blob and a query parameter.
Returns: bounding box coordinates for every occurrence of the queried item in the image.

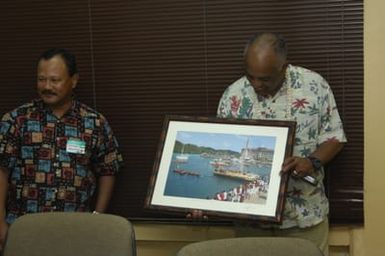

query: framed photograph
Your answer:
[145,115,296,223]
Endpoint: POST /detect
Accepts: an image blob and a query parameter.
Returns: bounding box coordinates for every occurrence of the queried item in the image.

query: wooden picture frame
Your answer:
[145,115,296,223]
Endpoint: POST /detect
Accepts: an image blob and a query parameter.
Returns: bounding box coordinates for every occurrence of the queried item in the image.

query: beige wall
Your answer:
[364,0,385,255]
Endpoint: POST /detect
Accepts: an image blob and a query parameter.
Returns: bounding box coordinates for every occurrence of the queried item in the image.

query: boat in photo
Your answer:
[210,158,230,167]
[212,137,260,182]
[175,144,189,163]
[173,169,200,177]
[213,168,259,182]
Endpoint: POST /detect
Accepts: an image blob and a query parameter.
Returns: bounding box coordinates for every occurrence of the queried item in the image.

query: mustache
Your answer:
[40,90,57,96]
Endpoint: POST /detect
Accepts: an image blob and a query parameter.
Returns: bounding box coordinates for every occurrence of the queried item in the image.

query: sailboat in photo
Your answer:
[175,143,189,163]
[213,136,259,181]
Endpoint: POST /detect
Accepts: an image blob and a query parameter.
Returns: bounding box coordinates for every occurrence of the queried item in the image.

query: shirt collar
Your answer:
[34,98,80,118]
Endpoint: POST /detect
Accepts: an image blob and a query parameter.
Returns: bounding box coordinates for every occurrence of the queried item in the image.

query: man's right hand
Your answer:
[0,220,8,251]
[0,167,9,251]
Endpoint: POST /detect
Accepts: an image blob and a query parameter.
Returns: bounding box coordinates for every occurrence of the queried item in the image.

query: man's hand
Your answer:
[281,156,314,177]
[186,209,208,220]
[0,167,9,251]
[281,141,345,180]
[95,176,115,213]
[0,220,8,251]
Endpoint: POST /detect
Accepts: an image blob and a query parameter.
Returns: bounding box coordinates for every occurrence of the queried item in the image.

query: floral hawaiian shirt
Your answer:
[0,99,123,223]
[217,64,346,228]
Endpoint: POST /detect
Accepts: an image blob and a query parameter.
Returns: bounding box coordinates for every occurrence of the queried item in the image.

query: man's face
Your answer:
[37,55,78,108]
[244,45,286,97]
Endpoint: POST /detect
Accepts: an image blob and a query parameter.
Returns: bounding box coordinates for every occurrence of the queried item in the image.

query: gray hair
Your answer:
[243,32,287,60]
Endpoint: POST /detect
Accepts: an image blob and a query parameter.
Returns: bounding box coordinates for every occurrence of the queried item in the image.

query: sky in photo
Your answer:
[176,131,275,153]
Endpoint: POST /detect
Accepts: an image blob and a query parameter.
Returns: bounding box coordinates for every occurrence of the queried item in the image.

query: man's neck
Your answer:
[50,100,73,119]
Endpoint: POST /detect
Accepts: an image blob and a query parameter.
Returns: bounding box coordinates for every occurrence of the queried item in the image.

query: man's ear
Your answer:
[280,60,288,74]
[280,59,288,69]
[71,74,79,89]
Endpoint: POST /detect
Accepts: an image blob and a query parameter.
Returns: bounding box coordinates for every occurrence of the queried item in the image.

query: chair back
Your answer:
[177,237,323,256]
[2,212,136,256]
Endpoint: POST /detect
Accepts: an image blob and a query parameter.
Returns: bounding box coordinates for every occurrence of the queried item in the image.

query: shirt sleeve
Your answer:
[93,116,123,176]
[217,81,248,119]
[217,88,231,118]
[0,111,19,171]
[317,79,347,144]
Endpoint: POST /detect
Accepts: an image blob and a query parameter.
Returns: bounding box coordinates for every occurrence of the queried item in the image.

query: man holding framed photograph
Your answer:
[216,32,346,255]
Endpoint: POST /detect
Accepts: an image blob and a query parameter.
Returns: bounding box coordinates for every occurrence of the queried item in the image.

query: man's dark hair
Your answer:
[38,48,78,76]
[244,32,287,60]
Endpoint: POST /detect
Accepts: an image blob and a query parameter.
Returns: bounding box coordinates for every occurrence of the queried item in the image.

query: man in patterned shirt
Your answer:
[217,33,346,255]
[0,48,123,249]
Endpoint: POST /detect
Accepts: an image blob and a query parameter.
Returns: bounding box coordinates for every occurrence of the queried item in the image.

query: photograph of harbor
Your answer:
[163,131,276,205]
[147,116,295,221]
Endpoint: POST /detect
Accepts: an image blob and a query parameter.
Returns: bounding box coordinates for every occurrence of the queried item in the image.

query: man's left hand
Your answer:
[281,156,314,177]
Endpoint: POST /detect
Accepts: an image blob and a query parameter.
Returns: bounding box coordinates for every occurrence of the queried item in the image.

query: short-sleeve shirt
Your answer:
[217,64,346,228]
[0,99,123,223]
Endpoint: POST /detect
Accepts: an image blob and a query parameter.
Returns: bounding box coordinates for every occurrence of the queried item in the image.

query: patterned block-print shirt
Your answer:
[0,99,123,224]
[217,64,346,229]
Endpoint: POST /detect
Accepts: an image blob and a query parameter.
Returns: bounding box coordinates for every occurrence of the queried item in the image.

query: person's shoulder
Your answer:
[75,100,107,121]
[289,65,327,82]
[223,76,249,94]
[229,76,248,88]
[16,100,39,111]
[288,64,330,91]
[1,100,38,120]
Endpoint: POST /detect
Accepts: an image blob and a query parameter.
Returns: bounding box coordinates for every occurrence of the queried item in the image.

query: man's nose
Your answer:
[40,80,53,89]
[251,79,264,89]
